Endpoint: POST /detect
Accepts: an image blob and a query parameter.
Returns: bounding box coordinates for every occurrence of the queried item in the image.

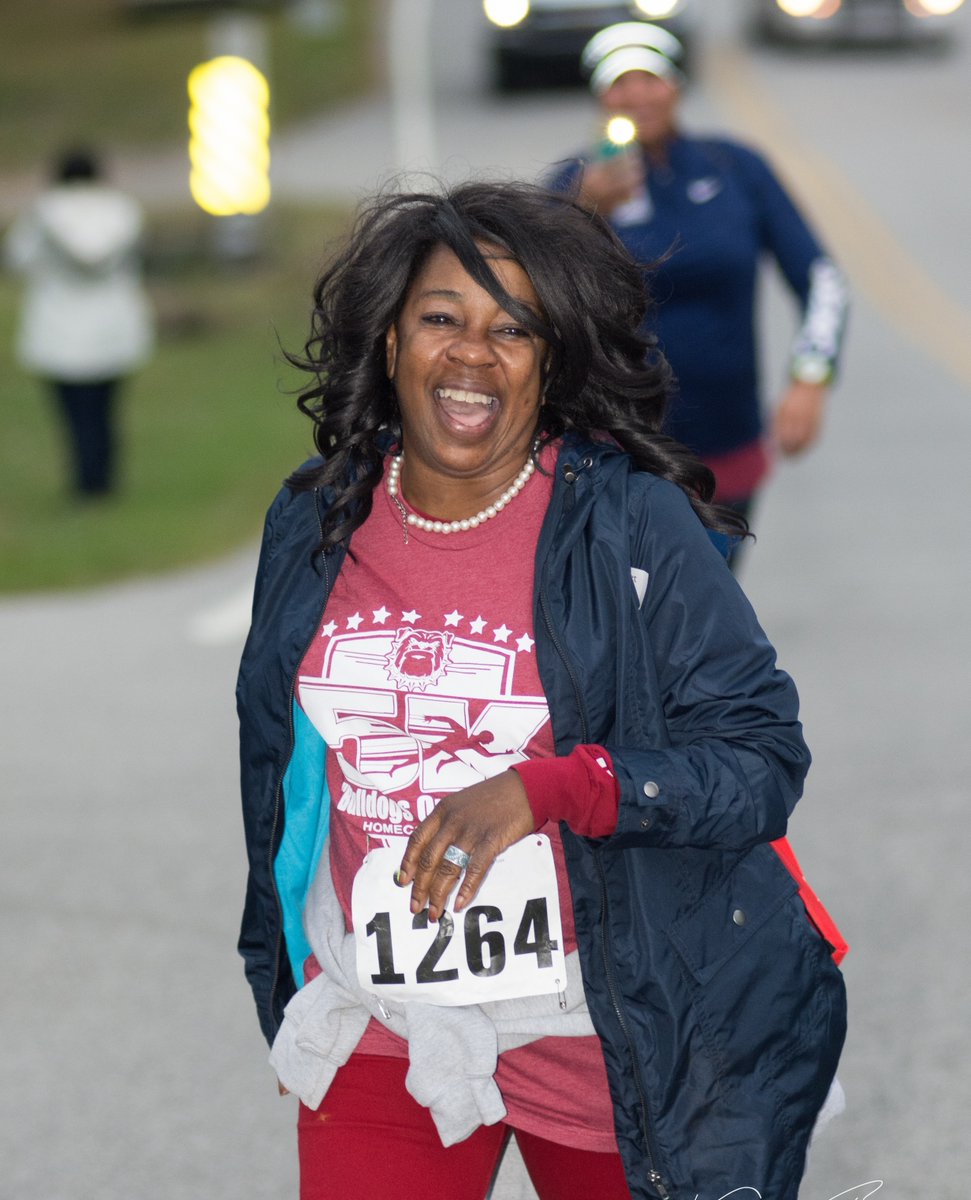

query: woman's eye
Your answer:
[498,325,530,339]
[421,312,455,326]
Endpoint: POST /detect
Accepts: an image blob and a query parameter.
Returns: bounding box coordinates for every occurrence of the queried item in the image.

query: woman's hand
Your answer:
[773,381,828,456]
[578,156,644,215]
[396,771,535,923]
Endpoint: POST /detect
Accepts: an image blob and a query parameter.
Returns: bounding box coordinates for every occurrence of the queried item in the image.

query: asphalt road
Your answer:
[2,2,970,1197]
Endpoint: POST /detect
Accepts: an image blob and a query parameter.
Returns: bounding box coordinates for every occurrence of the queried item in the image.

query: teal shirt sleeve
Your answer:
[275,700,331,987]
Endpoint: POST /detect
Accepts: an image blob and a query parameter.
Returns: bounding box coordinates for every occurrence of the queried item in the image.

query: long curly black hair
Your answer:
[287,179,747,552]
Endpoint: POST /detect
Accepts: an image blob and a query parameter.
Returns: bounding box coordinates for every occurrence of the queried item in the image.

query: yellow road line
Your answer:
[704,44,971,387]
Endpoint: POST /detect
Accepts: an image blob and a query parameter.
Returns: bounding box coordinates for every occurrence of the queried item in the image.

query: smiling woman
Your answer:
[281,181,736,551]
[235,180,846,1200]
[383,243,547,518]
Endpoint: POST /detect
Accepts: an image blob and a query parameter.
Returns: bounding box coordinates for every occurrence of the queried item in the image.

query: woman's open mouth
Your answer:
[434,387,498,432]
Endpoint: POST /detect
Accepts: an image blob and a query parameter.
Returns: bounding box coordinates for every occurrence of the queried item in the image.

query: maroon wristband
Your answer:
[511,745,619,838]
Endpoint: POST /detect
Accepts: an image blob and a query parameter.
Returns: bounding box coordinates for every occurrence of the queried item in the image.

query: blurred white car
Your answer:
[751,0,965,47]
[483,0,694,90]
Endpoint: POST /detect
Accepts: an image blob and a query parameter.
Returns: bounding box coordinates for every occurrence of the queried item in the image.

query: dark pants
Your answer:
[51,378,120,495]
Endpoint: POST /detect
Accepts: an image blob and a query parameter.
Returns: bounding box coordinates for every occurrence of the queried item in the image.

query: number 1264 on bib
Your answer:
[350,837,567,1006]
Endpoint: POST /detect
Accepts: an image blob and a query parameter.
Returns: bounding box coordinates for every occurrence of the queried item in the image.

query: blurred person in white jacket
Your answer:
[4,148,154,497]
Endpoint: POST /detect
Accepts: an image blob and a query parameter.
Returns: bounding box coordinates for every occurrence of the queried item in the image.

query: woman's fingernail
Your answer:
[393,869,406,886]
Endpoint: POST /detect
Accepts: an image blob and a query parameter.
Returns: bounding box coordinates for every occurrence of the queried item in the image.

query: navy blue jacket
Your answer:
[237,435,846,1199]
[549,137,848,459]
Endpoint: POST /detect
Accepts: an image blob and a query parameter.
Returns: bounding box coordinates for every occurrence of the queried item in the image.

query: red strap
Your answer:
[771,837,848,965]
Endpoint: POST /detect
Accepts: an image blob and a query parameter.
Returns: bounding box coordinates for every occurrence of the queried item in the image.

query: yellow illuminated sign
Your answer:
[188,56,270,216]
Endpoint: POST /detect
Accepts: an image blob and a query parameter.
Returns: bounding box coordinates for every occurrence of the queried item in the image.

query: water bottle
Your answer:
[597,115,652,225]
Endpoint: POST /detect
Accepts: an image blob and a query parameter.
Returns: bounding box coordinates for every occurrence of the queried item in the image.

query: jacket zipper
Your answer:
[267,496,334,1027]
[538,588,591,745]
[597,854,671,1200]
[541,457,671,1200]
[536,456,593,744]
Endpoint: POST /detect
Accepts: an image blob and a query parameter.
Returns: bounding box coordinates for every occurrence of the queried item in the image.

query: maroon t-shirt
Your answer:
[296,444,618,1150]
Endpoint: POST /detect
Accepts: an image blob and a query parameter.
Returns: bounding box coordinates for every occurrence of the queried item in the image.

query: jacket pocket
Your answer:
[666,847,797,986]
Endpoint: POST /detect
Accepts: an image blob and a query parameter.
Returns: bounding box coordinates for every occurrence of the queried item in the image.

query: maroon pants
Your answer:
[297,1054,632,1200]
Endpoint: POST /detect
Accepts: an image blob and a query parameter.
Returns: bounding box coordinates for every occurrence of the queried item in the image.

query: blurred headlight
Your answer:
[484,0,530,28]
[905,0,964,13]
[634,0,681,16]
[775,0,838,16]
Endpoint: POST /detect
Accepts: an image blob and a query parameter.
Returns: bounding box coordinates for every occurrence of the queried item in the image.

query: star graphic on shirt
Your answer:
[444,609,463,628]
[516,633,535,653]
[372,607,391,624]
[346,612,364,630]
[492,624,512,643]
[469,615,487,635]
[402,609,421,624]
[320,620,337,638]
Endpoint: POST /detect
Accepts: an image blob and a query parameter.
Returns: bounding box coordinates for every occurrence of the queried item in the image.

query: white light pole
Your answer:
[387,0,438,173]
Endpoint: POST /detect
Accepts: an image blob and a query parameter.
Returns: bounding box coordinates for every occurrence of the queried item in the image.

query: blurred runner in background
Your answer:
[547,22,848,568]
[3,147,154,499]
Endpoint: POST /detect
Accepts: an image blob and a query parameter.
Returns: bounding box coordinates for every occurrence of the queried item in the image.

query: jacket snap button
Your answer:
[640,817,652,830]
[732,909,747,927]
[642,781,660,798]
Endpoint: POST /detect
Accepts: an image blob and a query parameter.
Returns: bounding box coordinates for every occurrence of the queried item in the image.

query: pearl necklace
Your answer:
[386,444,537,541]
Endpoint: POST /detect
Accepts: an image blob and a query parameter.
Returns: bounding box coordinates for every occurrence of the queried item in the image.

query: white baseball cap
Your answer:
[582,22,686,94]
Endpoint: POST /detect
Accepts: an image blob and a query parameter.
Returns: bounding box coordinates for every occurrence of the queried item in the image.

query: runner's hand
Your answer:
[396,771,534,923]
[774,381,827,456]
[578,156,644,214]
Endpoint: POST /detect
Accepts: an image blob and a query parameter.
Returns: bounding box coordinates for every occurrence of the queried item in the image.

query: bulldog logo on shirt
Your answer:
[386,628,452,689]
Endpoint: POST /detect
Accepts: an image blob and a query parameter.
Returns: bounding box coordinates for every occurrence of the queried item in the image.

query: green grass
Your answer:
[0,204,352,593]
[0,0,377,171]
[0,1,377,592]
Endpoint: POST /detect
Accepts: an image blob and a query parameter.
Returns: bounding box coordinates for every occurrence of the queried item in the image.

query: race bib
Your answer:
[351,834,565,1007]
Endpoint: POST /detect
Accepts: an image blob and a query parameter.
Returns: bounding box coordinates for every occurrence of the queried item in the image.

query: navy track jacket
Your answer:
[237,435,847,1198]
[548,137,848,459]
